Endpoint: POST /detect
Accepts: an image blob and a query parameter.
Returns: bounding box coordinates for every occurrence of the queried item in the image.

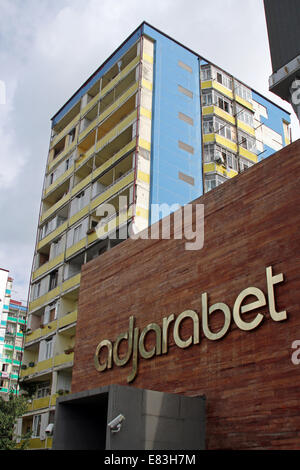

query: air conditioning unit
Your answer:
[215,155,226,166]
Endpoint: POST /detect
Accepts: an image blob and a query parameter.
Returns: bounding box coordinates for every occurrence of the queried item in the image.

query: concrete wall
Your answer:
[52,385,205,450]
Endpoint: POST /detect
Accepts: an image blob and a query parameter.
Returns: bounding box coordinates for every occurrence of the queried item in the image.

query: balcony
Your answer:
[40,192,70,224]
[32,252,64,281]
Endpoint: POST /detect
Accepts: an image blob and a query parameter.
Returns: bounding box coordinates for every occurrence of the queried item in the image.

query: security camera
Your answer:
[45,423,54,435]
[107,414,125,433]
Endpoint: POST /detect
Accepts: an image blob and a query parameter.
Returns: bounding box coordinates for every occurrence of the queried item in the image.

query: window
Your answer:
[76,191,85,211]
[68,128,76,145]
[236,105,254,127]
[37,382,51,398]
[73,224,82,244]
[32,414,41,437]
[45,338,53,360]
[203,118,214,134]
[217,95,233,115]
[239,159,253,172]
[201,65,211,81]
[215,69,232,90]
[49,270,58,291]
[235,82,252,102]
[35,282,41,299]
[215,118,234,141]
[238,131,256,152]
[203,144,215,162]
[202,91,213,107]
[205,179,216,192]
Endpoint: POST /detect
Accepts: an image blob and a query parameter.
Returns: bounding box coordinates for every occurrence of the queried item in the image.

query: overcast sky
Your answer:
[0,0,299,303]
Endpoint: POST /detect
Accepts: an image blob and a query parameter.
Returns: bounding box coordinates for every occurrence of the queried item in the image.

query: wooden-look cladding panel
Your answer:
[73,140,300,449]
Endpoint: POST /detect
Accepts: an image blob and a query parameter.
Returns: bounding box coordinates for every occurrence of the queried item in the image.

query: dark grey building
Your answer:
[52,385,206,450]
[264,0,300,121]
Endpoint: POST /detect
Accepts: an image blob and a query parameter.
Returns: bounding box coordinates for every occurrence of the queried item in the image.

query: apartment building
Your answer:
[19,22,291,449]
[0,268,27,399]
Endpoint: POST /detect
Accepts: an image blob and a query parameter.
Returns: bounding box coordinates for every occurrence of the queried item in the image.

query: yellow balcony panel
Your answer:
[239,146,258,163]
[37,221,68,251]
[80,92,100,118]
[41,320,57,337]
[69,205,90,227]
[99,82,138,125]
[235,94,253,111]
[237,119,256,137]
[90,171,134,211]
[201,80,213,90]
[44,165,74,198]
[36,358,53,373]
[95,209,132,239]
[48,140,77,172]
[204,162,216,173]
[54,351,74,367]
[27,438,47,449]
[32,253,65,281]
[51,114,80,149]
[40,193,71,223]
[71,173,93,197]
[95,109,137,153]
[29,286,60,313]
[20,364,37,378]
[204,162,238,179]
[66,238,86,259]
[78,116,100,143]
[202,105,235,125]
[28,395,51,412]
[203,133,215,144]
[202,105,214,116]
[58,310,78,329]
[215,134,238,153]
[214,106,236,125]
[100,55,140,98]
[93,139,136,181]
[25,328,42,344]
[61,273,81,294]
[212,81,234,100]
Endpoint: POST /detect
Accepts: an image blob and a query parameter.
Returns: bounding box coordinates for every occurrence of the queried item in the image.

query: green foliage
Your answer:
[0,393,30,450]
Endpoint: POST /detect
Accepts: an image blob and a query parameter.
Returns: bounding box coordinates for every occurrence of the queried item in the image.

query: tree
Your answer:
[0,393,30,450]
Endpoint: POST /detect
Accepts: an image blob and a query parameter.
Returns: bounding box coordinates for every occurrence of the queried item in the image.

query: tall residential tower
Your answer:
[0,268,27,399]
[20,22,291,449]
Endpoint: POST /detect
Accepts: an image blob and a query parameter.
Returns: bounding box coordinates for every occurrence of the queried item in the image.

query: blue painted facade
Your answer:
[252,90,291,161]
[143,24,203,225]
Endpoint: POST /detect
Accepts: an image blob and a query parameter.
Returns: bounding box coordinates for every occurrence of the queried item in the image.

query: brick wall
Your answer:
[73,140,300,449]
